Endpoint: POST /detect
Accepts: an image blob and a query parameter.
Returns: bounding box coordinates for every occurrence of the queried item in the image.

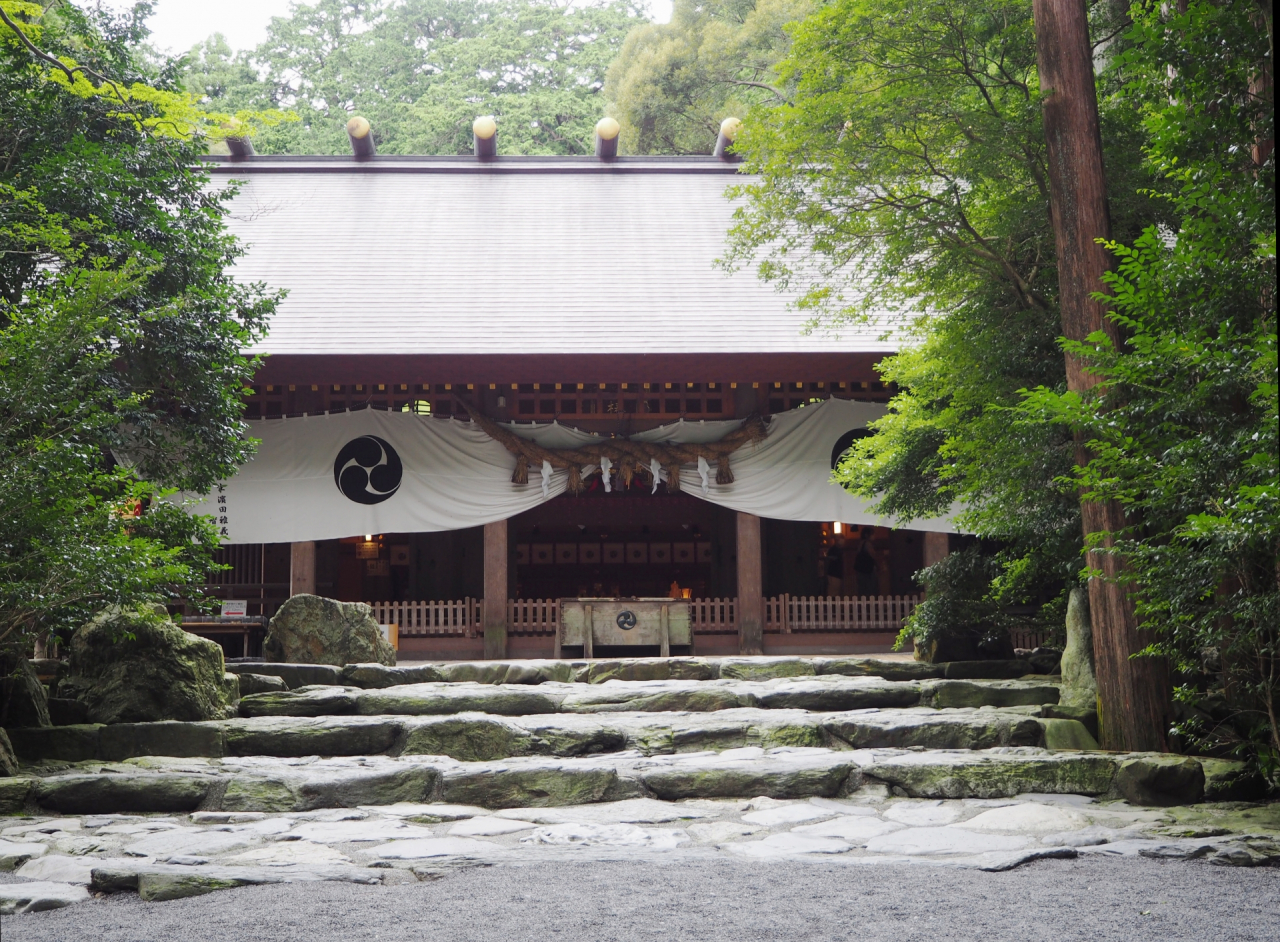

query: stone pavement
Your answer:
[1,655,1275,917]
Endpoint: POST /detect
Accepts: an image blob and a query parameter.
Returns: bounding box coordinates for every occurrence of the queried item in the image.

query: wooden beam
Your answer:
[483,520,508,659]
[736,512,763,655]
[289,542,316,597]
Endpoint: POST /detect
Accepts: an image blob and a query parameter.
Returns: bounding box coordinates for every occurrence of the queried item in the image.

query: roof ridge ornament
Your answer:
[347,116,375,160]
[713,117,742,163]
[473,115,497,160]
[595,117,620,161]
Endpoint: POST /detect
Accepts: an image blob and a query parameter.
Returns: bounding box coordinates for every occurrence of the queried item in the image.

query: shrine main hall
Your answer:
[192,141,955,661]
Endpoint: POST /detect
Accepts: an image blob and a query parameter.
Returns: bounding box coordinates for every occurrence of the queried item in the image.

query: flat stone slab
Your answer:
[15,747,1232,817]
[0,880,90,914]
[15,704,1054,765]
[234,676,1059,722]
[332,655,1045,688]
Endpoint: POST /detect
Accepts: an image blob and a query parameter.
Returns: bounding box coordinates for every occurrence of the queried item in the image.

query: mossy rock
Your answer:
[138,872,244,902]
[63,607,233,724]
[442,762,625,808]
[642,757,854,800]
[265,595,396,667]
[718,657,816,681]
[861,752,1118,799]
[1110,755,1205,806]
[33,772,212,813]
[223,716,402,758]
[400,715,535,761]
[1040,718,1100,751]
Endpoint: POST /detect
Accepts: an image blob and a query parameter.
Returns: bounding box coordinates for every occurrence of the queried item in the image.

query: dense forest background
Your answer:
[181,0,793,156]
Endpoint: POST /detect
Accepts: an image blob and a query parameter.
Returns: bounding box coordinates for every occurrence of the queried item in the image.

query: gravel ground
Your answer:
[2,856,1276,942]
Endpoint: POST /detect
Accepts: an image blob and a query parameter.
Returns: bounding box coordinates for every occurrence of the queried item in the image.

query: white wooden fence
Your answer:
[368,595,918,638]
[367,598,480,637]
[765,595,920,633]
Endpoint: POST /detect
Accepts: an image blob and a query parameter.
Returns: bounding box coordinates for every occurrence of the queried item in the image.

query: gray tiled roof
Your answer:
[209,156,895,356]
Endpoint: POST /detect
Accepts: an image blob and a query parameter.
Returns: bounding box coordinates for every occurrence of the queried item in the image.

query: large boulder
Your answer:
[61,606,234,724]
[1059,587,1098,709]
[0,651,50,730]
[264,595,395,667]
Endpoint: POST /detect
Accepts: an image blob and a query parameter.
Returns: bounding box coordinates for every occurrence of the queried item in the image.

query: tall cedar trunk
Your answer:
[1032,0,1171,751]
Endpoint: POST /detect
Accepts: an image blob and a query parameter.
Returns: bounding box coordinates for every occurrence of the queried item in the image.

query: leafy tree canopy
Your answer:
[604,0,810,155]
[722,0,1165,644]
[1,1,281,644]
[184,0,645,156]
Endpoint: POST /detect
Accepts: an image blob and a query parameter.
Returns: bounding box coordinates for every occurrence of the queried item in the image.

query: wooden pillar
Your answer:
[736,512,763,655]
[483,520,508,659]
[922,532,950,570]
[289,542,316,597]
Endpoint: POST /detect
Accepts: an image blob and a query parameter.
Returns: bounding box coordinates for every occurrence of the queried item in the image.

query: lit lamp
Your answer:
[473,115,497,160]
[833,522,843,535]
[595,116,620,160]
[713,117,742,162]
[347,116,376,159]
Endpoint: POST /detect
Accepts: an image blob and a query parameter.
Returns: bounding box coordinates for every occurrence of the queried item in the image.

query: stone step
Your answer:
[227,655,1049,690]
[3,747,1213,817]
[232,676,1061,719]
[12,706,1069,764]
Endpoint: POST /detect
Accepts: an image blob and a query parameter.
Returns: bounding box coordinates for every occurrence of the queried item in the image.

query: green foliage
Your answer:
[184,0,643,156]
[723,0,1161,643]
[604,0,811,155]
[1022,1,1276,770]
[0,3,279,644]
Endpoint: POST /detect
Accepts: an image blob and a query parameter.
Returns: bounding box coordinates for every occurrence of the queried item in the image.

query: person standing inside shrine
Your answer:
[852,531,878,596]
[824,542,844,596]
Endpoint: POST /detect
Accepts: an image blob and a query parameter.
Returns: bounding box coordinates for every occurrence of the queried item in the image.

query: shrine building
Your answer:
[190,127,956,661]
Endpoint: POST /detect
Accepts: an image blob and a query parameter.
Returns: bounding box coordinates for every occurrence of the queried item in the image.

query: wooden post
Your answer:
[483,520,508,659]
[289,542,316,597]
[736,512,764,655]
[660,604,670,658]
[1033,0,1169,751]
[922,532,950,570]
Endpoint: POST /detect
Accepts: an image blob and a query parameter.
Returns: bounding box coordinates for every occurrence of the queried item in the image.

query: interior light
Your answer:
[833,522,843,535]
[365,534,373,541]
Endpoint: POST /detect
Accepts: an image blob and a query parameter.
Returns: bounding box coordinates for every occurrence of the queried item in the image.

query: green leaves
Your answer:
[185,0,643,156]
[1,5,280,645]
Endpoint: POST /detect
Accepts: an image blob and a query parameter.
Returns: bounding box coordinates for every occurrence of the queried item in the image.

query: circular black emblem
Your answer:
[616,610,637,631]
[334,436,403,505]
[831,428,873,469]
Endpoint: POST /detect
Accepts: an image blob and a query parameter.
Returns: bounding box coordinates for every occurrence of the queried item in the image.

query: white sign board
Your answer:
[220,600,248,617]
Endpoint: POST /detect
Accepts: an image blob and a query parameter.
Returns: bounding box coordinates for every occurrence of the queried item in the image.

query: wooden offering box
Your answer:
[558,598,692,658]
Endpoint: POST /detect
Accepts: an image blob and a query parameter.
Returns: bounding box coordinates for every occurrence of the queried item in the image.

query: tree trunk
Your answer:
[1032,0,1170,751]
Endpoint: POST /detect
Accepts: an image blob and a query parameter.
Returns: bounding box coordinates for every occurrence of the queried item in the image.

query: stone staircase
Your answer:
[2,655,1275,914]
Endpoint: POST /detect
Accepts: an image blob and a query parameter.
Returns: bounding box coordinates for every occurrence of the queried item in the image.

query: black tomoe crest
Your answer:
[831,428,873,470]
[334,436,403,504]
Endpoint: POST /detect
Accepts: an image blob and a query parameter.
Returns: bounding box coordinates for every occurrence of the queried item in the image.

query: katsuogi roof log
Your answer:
[459,400,768,494]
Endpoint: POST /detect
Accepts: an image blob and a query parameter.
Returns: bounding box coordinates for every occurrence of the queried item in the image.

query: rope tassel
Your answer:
[716,455,734,485]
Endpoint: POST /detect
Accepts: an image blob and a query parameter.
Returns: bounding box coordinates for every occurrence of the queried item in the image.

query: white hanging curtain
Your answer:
[184,399,957,543]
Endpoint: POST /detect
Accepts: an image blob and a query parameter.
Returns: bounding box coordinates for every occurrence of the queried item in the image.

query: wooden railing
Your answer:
[691,597,738,634]
[368,598,479,637]
[367,595,917,639]
[765,595,920,633]
[508,598,559,637]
